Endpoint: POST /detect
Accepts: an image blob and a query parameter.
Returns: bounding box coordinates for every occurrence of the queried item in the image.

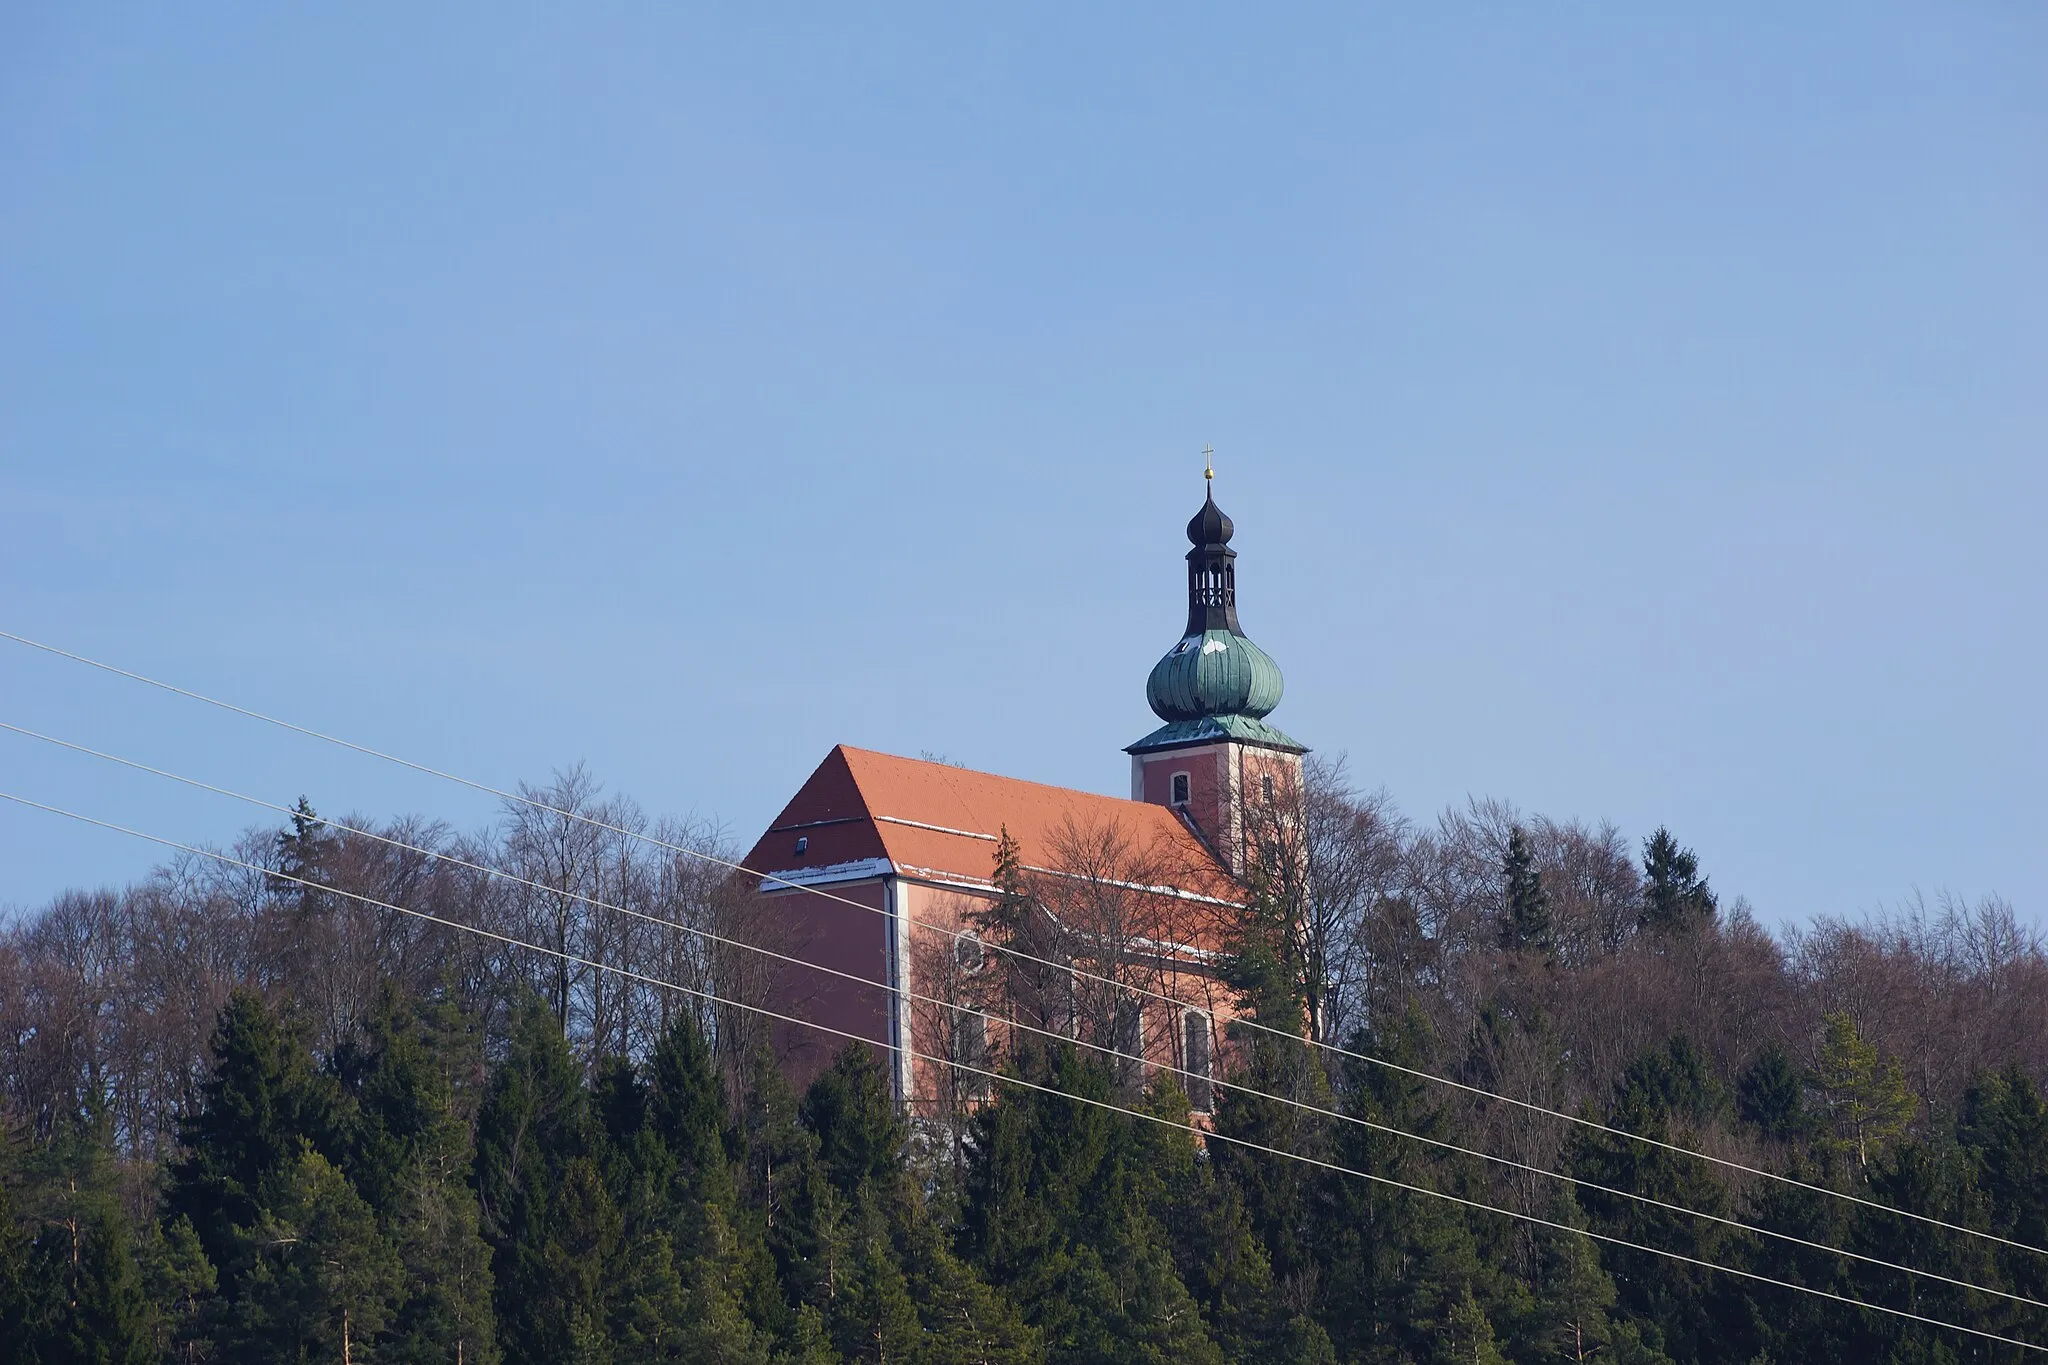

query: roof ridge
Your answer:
[836,744,1158,812]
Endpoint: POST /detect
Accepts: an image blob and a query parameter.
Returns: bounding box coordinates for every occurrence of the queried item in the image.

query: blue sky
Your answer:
[2,7,2042,928]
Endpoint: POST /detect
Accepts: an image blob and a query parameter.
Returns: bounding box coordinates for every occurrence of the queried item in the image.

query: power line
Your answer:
[7,715,2041,1312]
[4,626,2041,1260]
[1,787,2040,1357]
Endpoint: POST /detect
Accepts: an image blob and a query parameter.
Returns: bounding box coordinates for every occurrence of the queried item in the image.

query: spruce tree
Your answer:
[1319,1009,1505,1365]
[137,1216,216,1365]
[964,1046,1217,1365]
[0,1135,22,1365]
[1500,826,1552,954]
[334,986,499,1365]
[1637,829,1716,934]
[1959,1065,2048,1303]
[1208,870,1330,1297]
[221,1145,402,1365]
[972,826,1061,1037]
[164,989,338,1273]
[801,1046,1037,1363]
[475,994,610,1363]
[23,1202,156,1365]
[1736,1043,1813,1145]
[1567,1036,1756,1362]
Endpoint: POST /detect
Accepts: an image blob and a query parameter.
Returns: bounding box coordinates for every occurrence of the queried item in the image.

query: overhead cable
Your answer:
[5,716,2040,1312]
[1,787,2041,1357]
[3,626,2041,1259]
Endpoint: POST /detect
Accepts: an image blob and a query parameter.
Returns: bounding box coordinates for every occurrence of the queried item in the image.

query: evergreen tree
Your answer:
[21,1201,156,1365]
[1959,1065,2048,1304]
[1318,1009,1507,1365]
[964,1046,1215,1365]
[803,1046,1036,1364]
[1567,1036,1759,1362]
[1510,1186,1675,1365]
[1638,828,1716,933]
[598,1015,767,1365]
[0,1137,22,1365]
[272,796,337,918]
[220,1144,402,1365]
[1208,864,1331,1295]
[334,987,499,1365]
[740,1048,840,1340]
[1500,826,1552,954]
[164,989,338,1274]
[1736,1043,1813,1145]
[136,1216,217,1365]
[1813,1012,1916,1171]
[475,995,612,1363]
[1143,1081,1331,1365]
[644,1012,736,1233]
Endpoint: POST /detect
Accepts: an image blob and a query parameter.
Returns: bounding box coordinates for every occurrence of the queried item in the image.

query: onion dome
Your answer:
[1127,473,1305,756]
[1186,489,1233,550]
[1145,629,1285,722]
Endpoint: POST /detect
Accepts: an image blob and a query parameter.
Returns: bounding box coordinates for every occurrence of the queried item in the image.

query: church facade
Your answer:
[740,478,1306,1115]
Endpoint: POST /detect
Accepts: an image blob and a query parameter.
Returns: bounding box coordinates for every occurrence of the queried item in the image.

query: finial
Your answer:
[1203,444,1215,484]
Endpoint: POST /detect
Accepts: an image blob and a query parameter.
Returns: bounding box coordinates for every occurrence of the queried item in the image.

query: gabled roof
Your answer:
[741,745,1238,904]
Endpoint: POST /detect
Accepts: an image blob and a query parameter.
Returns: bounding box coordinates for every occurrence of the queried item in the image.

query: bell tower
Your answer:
[1127,464,1306,874]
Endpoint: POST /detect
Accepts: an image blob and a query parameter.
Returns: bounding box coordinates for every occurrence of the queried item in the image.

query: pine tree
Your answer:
[964,1046,1217,1365]
[1209,873,1334,1302]
[23,1201,156,1365]
[272,796,337,920]
[1500,826,1552,954]
[475,994,611,1363]
[1317,1009,1508,1364]
[1566,1036,1755,1362]
[221,1144,402,1365]
[1959,1065,2048,1304]
[1736,1043,1813,1145]
[164,989,338,1273]
[1813,1012,1916,1171]
[0,1133,23,1365]
[334,986,500,1365]
[136,1216,217,1365]
[1637,829,1716,934]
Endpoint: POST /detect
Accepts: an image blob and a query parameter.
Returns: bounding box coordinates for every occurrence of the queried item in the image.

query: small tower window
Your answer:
[1170,772,1191,806]
[794,836,808,856]
[1261,773,1275,804]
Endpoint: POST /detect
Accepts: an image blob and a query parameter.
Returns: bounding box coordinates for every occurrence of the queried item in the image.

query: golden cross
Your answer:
[1203,444,1215,482]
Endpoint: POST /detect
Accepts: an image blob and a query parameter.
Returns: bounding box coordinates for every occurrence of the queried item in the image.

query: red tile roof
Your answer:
[742,745,1238,904]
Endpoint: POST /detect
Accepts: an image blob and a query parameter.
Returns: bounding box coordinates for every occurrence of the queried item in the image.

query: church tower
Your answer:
[1127,469,1307,874]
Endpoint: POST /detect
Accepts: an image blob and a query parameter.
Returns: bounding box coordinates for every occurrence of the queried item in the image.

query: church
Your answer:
[741,473,1308,1116]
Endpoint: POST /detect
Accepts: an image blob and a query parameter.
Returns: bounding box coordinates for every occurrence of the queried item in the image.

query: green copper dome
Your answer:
[1126,479,1306,757]
[1146,629,1284,722]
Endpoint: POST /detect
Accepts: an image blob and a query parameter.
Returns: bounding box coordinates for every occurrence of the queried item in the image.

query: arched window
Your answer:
[956,1010,991,1100]
[1170,772,1191,806]
[954,930,987,974]
[1113,1001,1145,1088]
[1183,1010,1213,1112]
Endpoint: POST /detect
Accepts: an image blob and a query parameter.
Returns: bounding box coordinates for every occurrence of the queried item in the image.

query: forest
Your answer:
[2,759,2045,1363]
